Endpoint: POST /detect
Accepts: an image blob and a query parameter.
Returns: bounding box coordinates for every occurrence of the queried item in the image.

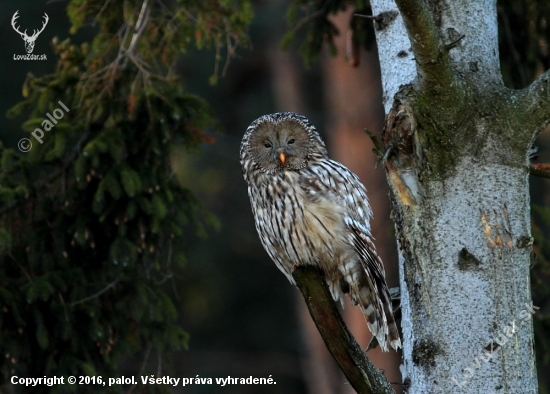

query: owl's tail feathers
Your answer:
[345,226,401,351]
[383,293,402,351]
[357,275,402,352]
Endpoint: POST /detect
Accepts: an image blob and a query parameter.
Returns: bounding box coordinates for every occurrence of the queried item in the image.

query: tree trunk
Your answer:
[369,0,545,392]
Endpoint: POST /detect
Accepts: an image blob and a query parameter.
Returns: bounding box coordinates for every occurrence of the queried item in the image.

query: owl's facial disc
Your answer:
[250,118,310,172]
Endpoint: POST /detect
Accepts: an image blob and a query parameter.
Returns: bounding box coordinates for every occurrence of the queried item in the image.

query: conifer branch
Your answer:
[0,125,95,218]
[70,278,119,307]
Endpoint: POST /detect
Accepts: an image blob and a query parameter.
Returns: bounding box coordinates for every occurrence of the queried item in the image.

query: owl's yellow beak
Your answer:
[279,152,286,165]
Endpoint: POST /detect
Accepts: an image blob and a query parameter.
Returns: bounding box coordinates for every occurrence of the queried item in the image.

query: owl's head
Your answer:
[240,112,328,174]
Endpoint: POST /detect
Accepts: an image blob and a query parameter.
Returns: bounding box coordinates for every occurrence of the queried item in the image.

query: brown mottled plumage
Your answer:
[240,112,401,351]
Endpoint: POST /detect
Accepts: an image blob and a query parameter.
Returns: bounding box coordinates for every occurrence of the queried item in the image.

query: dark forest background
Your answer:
[0,0,549,393]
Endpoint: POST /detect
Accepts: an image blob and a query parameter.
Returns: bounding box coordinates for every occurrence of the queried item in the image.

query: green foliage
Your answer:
[0,0,250,391]
[281,0,374,67]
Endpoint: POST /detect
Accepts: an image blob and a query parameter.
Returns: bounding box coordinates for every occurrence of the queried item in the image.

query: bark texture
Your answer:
[369,0,546,392]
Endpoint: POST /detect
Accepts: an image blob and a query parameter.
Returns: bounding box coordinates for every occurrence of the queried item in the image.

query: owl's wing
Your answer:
[301,159,401,350]
[302,159,371,220]
[348,220,401,350]
[300,159,388,279]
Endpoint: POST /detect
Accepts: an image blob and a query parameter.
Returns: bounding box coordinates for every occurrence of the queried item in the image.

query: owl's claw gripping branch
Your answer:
[292,265,395,394]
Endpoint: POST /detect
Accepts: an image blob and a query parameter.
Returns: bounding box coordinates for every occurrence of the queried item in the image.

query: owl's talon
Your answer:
[389,287,400,300]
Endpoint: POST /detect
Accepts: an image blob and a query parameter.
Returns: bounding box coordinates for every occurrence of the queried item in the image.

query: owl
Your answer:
[240,112,401,352]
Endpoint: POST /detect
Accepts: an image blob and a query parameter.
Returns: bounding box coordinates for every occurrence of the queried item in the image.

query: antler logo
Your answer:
[11,11,49,54]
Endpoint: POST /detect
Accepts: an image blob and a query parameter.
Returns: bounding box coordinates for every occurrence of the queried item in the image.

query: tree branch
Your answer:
[516,69,550,134]
[530,163,550,179]
[393,0,454,91]
[69,278,119,307]
[292,265,395,394]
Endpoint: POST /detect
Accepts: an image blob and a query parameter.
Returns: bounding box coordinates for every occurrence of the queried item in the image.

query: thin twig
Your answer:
[128,343,153,393]
[70,278,119,307]
[354,14,382,21]
[286,1,330,40]
[222,33,235,77]
[94,0,113,26]
[127,0,151,56]
[530,163,550,179]
[59,293,70,322]
[444,34,465,52]
[8,252,32,282]
[157,350,163,377]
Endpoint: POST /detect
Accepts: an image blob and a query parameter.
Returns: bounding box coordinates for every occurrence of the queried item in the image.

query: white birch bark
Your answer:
[368,0,540,392]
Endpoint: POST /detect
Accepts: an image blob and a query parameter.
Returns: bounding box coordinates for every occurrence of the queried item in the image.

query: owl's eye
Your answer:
[288,139,295,144]
[264,143,272,148]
